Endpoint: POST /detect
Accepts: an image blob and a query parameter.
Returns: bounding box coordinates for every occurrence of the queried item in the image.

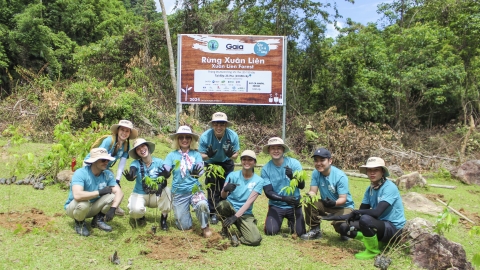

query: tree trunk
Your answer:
[159,0,177,93]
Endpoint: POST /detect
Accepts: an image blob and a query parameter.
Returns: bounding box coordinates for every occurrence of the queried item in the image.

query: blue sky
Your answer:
[154,0,392,37]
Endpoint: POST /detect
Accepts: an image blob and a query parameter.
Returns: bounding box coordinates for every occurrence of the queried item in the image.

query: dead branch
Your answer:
[436,198,475,224]
[428,184,456,189]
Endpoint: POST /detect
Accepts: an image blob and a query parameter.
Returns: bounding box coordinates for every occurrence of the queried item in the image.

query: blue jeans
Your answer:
[172,192,209,230]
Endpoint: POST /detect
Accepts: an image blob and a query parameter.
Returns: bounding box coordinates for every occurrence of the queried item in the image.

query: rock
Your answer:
[11,176,16,184]
[0,178,6,184]
[6,178,11,185]
[402,192,442,215]
[388,164,404,177]
[450,160,480,186]
[57,170,74,187]
[16,180,24,185]
[38,183,44,190]
[402,218,474,270]
[395,172,427,190]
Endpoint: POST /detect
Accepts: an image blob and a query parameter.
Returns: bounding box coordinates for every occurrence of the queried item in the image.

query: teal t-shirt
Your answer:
[261,157,302,209]
[225,170,264,215]
[84,136,129,169]
[64,166,117,209]
[165,150,203,194]
[130,157,165,195]
[198,128,240,163]
[361,179,406,229]
[310,165,355,209]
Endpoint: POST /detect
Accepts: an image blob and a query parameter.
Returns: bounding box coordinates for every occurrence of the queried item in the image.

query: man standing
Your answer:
[300,148,354,240]
[199,112,240,224]
[261,137,306,236]
[64,148,124,236]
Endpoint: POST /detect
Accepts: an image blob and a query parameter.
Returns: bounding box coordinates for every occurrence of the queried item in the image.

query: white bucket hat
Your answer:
[262,137,290,154]
[359,157,390,177]
[129,138,155,160]
[110,120,139,139]
[240,150,257,160]
[169,126,199,141]
[84,148,115,163]
[208,112,232,127]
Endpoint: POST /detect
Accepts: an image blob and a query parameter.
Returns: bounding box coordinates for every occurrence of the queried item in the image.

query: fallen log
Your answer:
[428,184,456,189]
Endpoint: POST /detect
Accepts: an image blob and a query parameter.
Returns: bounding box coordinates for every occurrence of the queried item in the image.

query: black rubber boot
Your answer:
[160,214,168,231]
[91,213,112,232]
[74,220,90,237]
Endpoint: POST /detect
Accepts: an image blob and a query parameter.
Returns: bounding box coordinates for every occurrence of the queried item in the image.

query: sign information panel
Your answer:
[178,34,286,105]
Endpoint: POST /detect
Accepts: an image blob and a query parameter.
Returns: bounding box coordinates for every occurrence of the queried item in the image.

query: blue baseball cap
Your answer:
[312,148,331,158]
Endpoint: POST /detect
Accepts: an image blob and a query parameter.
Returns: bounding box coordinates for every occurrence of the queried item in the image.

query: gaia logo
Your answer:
[208,40,219,51]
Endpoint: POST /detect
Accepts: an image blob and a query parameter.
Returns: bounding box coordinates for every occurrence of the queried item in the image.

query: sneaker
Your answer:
[210,214,218,225]
[74,220,90,237]
[340,235,352,241]
[300,229,322,240]
[230,234,240,247]
[160,215,168,231]
[203,226,212,238]
[129,216,146,228]
[115,207,125,216]
[91,213,112,232]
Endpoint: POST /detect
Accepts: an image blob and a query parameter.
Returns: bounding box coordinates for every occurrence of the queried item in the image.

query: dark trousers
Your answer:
[205,159,235,215]
[264,205,306,236]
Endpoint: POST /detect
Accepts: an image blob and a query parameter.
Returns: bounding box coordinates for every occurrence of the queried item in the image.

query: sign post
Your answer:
[177,34,287,139]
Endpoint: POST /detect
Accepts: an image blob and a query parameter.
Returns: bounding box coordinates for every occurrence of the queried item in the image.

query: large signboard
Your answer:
[177,34,286,105]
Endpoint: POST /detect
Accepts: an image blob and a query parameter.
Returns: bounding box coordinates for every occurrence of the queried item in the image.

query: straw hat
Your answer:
[359,157,390,177]
[129,138,155,160]
[208,112,232,127]
[110,120,138,139]
[262,137,290,154]
[169,126,199,141]
[84,148,115,163]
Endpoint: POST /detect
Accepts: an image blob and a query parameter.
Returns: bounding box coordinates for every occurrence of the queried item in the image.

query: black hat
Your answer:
[312,148,331,158]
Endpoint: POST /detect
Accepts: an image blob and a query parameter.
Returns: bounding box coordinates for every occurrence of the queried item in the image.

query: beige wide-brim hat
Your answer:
[129,138,155,160]
[208,112,232,127]
[262,137,290,154]
[359,157,390,177]
[110,120,139,139]
[169,126,199,141]
[85,148,115,163]
[240,150,257,160]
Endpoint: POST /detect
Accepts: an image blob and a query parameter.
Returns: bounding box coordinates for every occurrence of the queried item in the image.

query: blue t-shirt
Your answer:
[261,157,302,209]
[84,136,129,169]
[130,157,165,195]
[198,128,240,163]
[361,179,406,229]
[310,166,355,209]
[165,150,203,194]
[225,170,264,215]
[64,166,117,209]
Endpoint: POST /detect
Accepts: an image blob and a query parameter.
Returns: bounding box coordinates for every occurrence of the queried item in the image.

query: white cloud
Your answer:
[154,0,178,14]
[325,21,343,38]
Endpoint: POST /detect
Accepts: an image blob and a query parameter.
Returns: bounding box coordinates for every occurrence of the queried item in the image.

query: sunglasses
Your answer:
[99,159,110,163]
[178,136,192,140]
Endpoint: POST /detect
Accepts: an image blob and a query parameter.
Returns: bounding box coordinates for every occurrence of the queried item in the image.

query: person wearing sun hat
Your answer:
[340,157,406,260]
[65,148,124,236]
[122,138,172,230]
[198,112,240,225]
[216,150,264,246]
[84,119,138,216]
[261,137,306,236]
[164,125,212,237]
[300,148,354,241]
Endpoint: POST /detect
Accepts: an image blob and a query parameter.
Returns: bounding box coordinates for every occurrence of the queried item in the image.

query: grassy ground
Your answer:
[0,138,479,269]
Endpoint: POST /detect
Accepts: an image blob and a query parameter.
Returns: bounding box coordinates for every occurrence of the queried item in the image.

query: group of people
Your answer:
[64,112,405,260]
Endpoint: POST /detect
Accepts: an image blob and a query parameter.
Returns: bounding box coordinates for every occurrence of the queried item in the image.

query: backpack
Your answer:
[91,135,115,151]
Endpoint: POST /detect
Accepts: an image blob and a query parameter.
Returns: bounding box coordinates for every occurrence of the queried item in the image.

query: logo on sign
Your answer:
[208,40,219,51]
[254,42,270,56]
[226,44,244,50]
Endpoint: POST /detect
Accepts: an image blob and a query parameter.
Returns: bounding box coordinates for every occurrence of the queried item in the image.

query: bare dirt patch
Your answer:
[133,229,231,263]
[0,208,56,233]
[458,208,480,229]
[297,241,355,266]
[424,193,445,202]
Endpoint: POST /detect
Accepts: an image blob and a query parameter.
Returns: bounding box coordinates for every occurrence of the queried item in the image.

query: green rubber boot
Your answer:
[354,231,364,241]
[355,235,381,260]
